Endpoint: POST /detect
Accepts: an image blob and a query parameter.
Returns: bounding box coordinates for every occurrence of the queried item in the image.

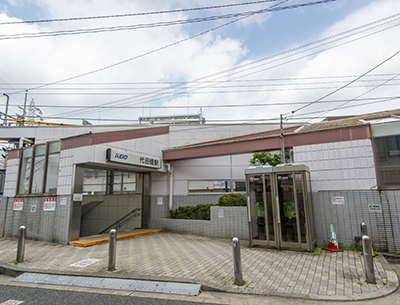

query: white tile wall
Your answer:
[293,139,377,191]
[57,149,74,195]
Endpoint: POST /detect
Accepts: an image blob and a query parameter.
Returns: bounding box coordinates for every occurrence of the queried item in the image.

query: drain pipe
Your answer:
[166,163,173,210]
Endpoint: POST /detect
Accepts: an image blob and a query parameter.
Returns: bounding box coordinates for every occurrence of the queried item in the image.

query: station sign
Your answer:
[106,148,161,169]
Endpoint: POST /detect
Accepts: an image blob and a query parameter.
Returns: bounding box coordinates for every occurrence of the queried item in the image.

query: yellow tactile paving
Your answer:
[68,229,162,247]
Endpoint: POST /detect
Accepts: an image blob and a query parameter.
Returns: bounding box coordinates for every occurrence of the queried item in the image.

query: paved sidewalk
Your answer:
[0,232,398,301]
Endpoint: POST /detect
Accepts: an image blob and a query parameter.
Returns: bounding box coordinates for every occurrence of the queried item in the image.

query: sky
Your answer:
[0,0,399,126]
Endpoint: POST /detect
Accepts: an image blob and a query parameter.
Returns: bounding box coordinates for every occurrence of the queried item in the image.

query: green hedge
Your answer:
[170,193,246,220]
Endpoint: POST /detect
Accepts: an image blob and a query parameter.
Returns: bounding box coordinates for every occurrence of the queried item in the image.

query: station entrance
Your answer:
[245,164,314,251]
[69,166,150,241]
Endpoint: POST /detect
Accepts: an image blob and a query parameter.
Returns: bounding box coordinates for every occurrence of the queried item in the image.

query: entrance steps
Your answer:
[69,228,162,247]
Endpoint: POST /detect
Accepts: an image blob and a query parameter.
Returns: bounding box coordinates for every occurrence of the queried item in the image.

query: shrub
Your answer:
[170,193,247,220]
[218,193,247,206]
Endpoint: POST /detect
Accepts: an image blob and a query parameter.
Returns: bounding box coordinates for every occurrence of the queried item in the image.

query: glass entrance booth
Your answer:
[245,163,315,252]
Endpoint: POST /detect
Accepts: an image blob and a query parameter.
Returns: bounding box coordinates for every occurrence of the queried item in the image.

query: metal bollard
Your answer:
[108,229,117,271]
[362,235,376,284]
[16,226,26,263]
[232,237,244,286]
[361,222,368,236]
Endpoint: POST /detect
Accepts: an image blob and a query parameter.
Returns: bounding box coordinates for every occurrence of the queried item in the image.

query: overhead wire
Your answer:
[8,0,293,95]
[53,11,400,118]
[0,0,278,25]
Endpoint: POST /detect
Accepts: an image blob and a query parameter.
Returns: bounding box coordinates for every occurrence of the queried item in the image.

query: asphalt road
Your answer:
[0,282,216,305]
[0,263,399,305]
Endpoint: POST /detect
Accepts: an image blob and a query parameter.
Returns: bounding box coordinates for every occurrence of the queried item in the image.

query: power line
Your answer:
[291,47,400,115]
[9,0,293,95]
[54,11,400,118]
[0,0,278,25]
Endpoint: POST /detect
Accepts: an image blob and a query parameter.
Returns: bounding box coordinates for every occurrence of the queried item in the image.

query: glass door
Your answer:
[276,173,299,247]
[248,174,276,247]
[248,175,266,244]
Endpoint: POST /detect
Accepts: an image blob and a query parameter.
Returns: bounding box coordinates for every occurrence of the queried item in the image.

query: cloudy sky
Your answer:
[0,0,399,125]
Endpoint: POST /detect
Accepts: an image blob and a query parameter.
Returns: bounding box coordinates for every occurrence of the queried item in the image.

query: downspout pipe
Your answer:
[166,163,173,210]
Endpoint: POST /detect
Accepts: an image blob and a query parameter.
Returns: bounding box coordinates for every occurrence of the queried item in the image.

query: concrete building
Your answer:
[0,109,399,252]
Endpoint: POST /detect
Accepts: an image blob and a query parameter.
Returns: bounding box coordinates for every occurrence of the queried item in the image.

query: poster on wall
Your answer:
[13,199,24,211]
[331,196,345,205]
[44,198,56,211]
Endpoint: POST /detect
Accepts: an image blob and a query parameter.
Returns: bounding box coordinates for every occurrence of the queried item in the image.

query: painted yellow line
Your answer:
[69,229,162,247]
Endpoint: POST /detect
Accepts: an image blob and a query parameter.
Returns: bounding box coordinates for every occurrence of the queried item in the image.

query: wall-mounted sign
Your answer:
[106,148,161,169]
[331,196,345,205]
[368,203,382,213]
[60,197,67,205]
[73,193,82,202]
[157,197,163,206]
[13,199,24,211]
[44,197,56,211]
[30,205,37,213]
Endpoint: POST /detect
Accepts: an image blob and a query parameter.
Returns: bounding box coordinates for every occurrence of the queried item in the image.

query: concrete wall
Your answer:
[81,194,142,237]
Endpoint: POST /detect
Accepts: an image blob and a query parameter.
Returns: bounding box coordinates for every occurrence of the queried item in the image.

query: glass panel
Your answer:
[122,172,136,193]
[83,168,107,195]
[374,135,400,187]
[277,173,298,243]
[188,180,230,193]
[295,173,307,243]
[31,144,46,194]
[249,175,266,240]
[109,171,122,194]
[18,146,33,195]
[265,175,275,241]
[45,142,61,193]
[0,170,5,194]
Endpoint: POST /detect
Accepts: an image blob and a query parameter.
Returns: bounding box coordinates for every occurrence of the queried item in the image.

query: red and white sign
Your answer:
[43,197,56,211]
[13,199,24,211]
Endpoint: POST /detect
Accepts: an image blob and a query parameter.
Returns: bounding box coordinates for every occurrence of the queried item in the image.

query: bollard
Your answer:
[16,226,26,263]
[361,222,368,236]
[108,229,117,271]
[362,235,376,284]
[232,237,243,286]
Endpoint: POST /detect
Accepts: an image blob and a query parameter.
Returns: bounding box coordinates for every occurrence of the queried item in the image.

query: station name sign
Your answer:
[106,148,161,169]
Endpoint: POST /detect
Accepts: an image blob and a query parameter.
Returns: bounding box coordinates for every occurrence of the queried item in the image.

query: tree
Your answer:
[249,150,290,167]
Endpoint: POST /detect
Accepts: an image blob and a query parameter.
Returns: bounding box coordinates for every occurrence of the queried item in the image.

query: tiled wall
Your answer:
[0,196,71,244]
[57,149,74,195]
[293,139,376,191]
[151,206,249,240]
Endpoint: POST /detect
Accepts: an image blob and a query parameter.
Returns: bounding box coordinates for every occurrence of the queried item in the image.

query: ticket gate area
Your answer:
[245,164,314,252]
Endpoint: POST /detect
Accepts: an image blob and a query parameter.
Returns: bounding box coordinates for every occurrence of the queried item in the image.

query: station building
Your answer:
[0,109,399,252]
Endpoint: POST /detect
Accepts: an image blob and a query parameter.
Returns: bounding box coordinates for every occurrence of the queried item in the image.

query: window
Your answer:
[374,135,400,188]
[45,142,61,193]
[17,141,61,195]
[83,169,107,195]
[83,169,137,195]
[31,144,46,194]
[18,146,33,195]
[188,180,246,193]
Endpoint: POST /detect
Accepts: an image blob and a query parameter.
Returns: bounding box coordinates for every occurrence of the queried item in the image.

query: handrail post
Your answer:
[108,229,117,271]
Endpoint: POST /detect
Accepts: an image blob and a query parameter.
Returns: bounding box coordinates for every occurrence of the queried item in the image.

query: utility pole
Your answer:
[2,93,9,126]
[23,90,28,126]
[280,114,285,164]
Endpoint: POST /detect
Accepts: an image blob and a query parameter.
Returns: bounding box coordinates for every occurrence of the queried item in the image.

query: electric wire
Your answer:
[53,12,400,118]
[8,0,290,95]
[0,0,278,25]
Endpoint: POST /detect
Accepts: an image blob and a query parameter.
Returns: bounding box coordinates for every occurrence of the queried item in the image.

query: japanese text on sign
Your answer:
[44,197,56,211]
[13,199,24,211]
